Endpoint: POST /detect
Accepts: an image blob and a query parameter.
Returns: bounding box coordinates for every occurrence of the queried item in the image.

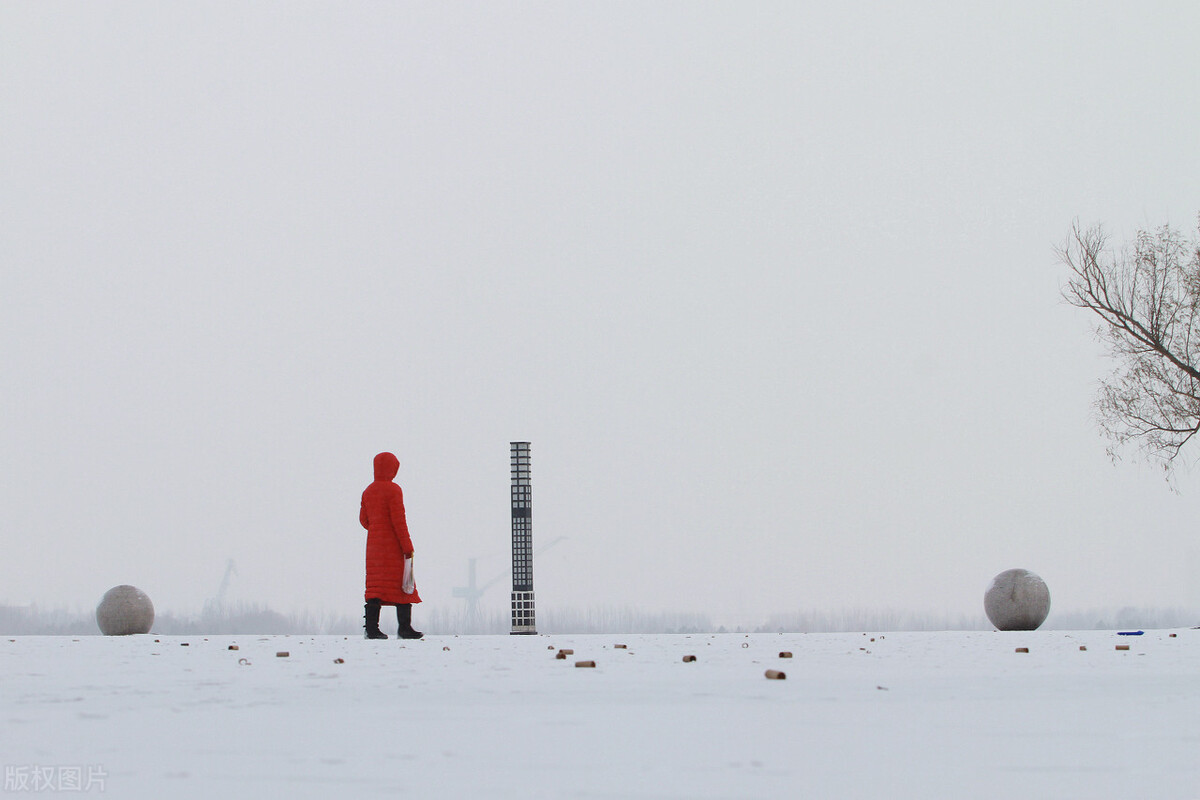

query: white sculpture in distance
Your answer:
[984,568,1050,631]
[96,585,154,636]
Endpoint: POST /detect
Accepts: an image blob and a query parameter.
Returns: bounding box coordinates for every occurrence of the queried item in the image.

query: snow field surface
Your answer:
[3,630,1198,799]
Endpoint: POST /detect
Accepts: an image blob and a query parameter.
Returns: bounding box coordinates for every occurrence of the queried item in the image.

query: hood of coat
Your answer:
[373,452,400,482]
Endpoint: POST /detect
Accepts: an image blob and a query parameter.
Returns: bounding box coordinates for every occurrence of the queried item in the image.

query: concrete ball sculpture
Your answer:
[95,585,155,635]
[984,568,1050,631]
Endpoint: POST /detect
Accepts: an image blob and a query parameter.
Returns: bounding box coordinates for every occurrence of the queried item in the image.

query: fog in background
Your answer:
[3,2,1199,630]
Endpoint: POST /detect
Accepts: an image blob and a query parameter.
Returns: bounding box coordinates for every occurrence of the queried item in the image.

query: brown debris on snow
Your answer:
[765,669,786,680]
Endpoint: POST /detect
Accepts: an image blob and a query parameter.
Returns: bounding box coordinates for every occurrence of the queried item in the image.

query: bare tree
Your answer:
[1060,217,1200,473]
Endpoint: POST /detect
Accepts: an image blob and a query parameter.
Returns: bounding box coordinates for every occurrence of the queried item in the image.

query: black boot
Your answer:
[364,599,388,640]
[397,603,423,639]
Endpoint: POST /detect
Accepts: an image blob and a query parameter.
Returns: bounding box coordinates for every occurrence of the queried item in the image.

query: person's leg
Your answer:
[364,598,388,639]
[396,603,423,639]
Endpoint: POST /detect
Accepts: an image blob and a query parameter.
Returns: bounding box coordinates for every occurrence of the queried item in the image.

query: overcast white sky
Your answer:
[3,2,1199,626]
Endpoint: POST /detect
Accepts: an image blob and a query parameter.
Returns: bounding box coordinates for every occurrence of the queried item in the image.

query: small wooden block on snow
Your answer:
[1116,645,1130,651]
[779,651,793,658]
[765,669,786,680]
[276,651,290,657]
[575,660,595,668]
[682,655,697,663]
[1015,647,1029,653]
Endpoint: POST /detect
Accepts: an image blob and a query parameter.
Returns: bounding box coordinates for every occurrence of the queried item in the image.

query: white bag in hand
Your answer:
[402,557,416,595]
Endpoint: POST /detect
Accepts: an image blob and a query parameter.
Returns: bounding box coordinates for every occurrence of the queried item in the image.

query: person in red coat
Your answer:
[360,451,423,639]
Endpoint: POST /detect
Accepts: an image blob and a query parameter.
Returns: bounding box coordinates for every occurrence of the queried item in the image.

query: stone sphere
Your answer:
[96,585,154,635]
[984,569,1050,631]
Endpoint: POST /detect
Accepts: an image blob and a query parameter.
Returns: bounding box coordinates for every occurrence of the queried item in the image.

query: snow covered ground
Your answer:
[3,629,1197,799]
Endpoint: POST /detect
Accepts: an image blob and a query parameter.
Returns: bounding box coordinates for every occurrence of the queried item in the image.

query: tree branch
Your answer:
[1061,217,1200,471]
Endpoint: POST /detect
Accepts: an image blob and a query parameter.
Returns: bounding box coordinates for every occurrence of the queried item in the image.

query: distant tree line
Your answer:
[754,608,991,633]
[0,602,358,636]
[3,602,1193,636]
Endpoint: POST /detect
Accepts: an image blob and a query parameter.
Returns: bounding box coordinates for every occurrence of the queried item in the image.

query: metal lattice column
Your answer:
[510,441,536,634]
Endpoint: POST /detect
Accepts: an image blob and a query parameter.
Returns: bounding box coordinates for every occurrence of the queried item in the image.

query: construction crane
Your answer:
[452,537,566,626]
[451,558,509,626]
[206,559,237,614]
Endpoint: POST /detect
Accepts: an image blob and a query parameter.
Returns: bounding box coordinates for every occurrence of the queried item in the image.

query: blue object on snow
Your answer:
[1117,631,1144,636]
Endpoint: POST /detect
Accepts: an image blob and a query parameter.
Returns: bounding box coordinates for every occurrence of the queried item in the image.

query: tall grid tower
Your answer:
[510,441,536,635]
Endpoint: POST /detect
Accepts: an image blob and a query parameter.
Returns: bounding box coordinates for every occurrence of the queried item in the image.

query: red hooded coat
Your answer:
[360,452,421,605]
